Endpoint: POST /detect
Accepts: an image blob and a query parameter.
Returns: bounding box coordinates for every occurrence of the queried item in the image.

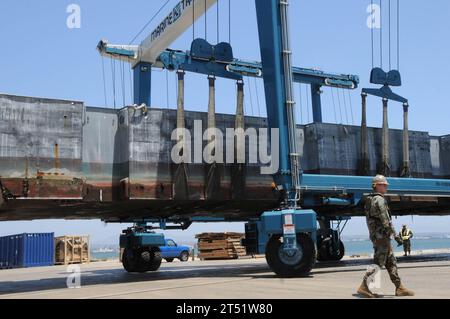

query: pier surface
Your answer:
[0,252,449,299]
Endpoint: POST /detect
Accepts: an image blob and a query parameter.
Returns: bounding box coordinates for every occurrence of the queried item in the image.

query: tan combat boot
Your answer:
[357,281,376,298]
[395,284,415,297]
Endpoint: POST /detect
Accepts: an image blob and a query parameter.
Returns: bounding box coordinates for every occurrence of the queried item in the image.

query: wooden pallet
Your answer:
[196,232,244,240]
[196,232,246,260]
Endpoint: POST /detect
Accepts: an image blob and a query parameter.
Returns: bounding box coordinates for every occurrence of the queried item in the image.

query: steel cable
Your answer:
[101,56,108,107]
[129,0,172,44]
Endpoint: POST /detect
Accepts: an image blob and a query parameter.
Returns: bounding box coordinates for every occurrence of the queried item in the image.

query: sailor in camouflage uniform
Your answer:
[357,175,415,298]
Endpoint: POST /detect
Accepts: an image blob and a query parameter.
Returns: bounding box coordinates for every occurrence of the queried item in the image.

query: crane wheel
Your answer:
[317,238,345,262]
[122,248,162,273]
[122,248,147,273]
[147,249,162,271]
[265,233,316,278]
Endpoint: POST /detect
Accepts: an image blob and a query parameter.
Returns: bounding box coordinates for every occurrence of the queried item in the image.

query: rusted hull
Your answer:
[2,196,450,222]
[1,93,450,222]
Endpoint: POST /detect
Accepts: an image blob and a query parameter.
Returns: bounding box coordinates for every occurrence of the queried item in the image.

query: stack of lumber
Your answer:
[196,232,246,260]
[55,235,90,265]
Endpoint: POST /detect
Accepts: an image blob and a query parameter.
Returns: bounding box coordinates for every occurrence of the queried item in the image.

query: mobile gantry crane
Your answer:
[98,0,450,277]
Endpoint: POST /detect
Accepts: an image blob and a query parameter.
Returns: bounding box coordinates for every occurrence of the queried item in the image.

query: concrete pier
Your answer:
[0,252,449,299]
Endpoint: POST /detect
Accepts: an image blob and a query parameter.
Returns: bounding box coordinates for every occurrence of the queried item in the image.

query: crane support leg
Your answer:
[176,70,186,130]
[120,224,165,273]
[243,210,317,278]
[254,0,316,277]
[255,0,294,195]
[311,84,323,123]
[133,62,152,106]
[359,92,370,176]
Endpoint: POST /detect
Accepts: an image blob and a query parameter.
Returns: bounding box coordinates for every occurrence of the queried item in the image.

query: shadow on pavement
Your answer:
[0,253,448,296]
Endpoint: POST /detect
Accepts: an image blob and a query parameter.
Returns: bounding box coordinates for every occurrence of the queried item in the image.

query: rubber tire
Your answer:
[122,248,148,273]
[317,238,345,262]
[266,233,316,278]
[317,241,328,262]
[179,251,189,262]
[122,248,162,273]
[331,240,345,261]
[147,250,162,271]
[165,258,174,263]
[122,248,135,273]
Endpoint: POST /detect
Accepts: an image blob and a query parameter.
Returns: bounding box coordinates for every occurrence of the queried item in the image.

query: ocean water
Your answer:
[89,234,450,260]
[91,251,120,261]
[342,234,450,256]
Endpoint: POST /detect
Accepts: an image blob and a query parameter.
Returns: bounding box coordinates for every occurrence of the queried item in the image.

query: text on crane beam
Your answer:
[150,0,195,43]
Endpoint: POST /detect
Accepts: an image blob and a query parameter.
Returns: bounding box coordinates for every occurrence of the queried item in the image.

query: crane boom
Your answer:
[137,0,217,65]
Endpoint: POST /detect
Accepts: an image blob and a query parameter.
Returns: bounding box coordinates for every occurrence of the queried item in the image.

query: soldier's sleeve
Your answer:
[374,197,396,237]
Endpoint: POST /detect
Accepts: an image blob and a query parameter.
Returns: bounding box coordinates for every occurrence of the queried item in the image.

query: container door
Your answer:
[22,233,54,268]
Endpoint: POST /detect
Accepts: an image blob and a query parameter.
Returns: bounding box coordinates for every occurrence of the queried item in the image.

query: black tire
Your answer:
[122,248,148,273]
[165,258,174,263]
[122,248,135,272]
[317,238,345,262]
[147,250,162,271]
[122,248,162,273]
[179,251,189,262]
[331,240,345,261]
[265,233,316,278]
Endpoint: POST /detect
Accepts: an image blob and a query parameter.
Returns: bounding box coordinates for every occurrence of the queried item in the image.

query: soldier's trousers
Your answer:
[403,240,411,254]
[364,238,401,287]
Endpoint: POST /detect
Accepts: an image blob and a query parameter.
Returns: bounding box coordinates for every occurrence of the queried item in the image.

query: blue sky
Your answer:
[0,0,449,244]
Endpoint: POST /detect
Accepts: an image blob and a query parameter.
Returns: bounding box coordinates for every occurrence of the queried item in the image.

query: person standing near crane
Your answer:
[400,225,413,256]
[357,175,415,298]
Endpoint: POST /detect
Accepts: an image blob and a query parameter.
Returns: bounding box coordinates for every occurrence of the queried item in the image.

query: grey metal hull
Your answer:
[1,94,449,221]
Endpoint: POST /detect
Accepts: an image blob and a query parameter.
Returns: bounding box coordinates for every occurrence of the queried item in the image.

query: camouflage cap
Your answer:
[372,174,389,186]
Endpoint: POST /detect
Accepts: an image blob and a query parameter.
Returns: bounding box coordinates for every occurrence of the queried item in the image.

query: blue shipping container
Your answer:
[0,233,54,269]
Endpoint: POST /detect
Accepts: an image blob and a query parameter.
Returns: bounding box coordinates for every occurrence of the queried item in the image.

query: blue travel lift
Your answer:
[100,0,450,277]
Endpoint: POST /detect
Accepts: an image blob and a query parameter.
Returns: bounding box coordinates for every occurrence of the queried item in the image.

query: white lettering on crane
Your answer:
[151,0,194,42]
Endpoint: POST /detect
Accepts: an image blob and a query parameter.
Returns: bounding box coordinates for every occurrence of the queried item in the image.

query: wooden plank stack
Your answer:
[196,232,246,260]
[55,235,90,265]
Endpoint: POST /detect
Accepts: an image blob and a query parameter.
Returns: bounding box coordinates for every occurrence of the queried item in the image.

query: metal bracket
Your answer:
[362,85,408,104]
[362,68,408,103]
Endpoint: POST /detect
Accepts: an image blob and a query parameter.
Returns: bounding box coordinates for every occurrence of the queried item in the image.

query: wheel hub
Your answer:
[278,244,303,265]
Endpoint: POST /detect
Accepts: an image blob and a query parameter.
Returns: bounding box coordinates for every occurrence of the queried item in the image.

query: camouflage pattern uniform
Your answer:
[363,192,402,287]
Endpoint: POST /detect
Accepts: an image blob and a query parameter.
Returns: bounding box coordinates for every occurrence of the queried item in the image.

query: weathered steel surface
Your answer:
[0,94,449,222]
[0,94,84,200]
[438,135,450,178]
[82,107,129,202]
[303,123,433,178]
